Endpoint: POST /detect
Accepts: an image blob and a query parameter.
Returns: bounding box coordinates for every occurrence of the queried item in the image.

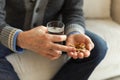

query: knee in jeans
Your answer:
[0,72,20,80]
[7,74,20,80]
[91,40,108,62]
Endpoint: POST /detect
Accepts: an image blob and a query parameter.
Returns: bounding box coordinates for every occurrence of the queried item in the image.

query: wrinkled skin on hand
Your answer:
[66,34,94,59]
[17,26,76,60]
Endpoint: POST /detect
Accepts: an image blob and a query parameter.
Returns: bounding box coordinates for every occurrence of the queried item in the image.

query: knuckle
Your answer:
[44,34,49,39]
[55,45,61,50]
[45,43,51,48]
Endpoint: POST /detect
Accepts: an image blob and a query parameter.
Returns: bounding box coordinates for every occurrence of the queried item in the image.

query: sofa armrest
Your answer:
[111,0,120,24]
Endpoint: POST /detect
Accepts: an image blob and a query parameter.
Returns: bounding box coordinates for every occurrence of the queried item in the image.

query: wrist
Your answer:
[17,31,26,49]
[67,31,81,36]
[0,26,24,53]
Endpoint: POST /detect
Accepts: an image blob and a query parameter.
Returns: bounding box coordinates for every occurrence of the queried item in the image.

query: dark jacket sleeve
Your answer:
[0,0,22,52]
[61,0,85,34]
[0,0,7,32]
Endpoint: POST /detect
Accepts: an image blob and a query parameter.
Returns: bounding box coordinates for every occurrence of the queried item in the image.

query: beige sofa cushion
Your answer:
[86,19,120,80]
[83,0,111,19]
[111,0,120,24]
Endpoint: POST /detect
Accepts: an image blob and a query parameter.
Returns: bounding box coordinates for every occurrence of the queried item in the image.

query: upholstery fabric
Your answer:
[83,0,111,19]
[111,0,120,24]
[7,50,68,80]
[86,19,120,80]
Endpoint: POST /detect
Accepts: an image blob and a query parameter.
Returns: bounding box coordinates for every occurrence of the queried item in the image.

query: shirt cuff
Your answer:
[13,30,24,53]
[65,24,85,35]
[67,31,81,36]
[0,26,24,53]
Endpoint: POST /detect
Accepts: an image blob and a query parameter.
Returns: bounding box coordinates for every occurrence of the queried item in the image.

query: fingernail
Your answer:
[60,35,67,39]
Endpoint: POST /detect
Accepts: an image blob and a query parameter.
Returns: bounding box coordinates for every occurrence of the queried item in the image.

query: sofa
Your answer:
[6,0,120,80]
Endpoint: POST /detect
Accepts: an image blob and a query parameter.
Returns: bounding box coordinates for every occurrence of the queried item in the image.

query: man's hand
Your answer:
[17,26,75,60]
[66,34,94,59]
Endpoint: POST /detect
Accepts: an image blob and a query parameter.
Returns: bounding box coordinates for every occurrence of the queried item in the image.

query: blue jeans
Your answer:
[0,30,108,80]
[0,44,20,80]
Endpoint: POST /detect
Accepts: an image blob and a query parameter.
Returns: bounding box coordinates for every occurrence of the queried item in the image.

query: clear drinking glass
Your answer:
[47,21,65,35]
[47,21,65,44]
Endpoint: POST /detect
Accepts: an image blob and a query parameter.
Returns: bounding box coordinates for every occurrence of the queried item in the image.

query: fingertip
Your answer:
[72,52,78,59]
[84,50,90,58]
[67,52,73,57]
[78,52,84,59]
[86,43,92,51]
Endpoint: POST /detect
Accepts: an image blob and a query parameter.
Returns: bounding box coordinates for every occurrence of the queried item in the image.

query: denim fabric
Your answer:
[0,44,20,80]
[0,43,13,58]
[0,58,20,80]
